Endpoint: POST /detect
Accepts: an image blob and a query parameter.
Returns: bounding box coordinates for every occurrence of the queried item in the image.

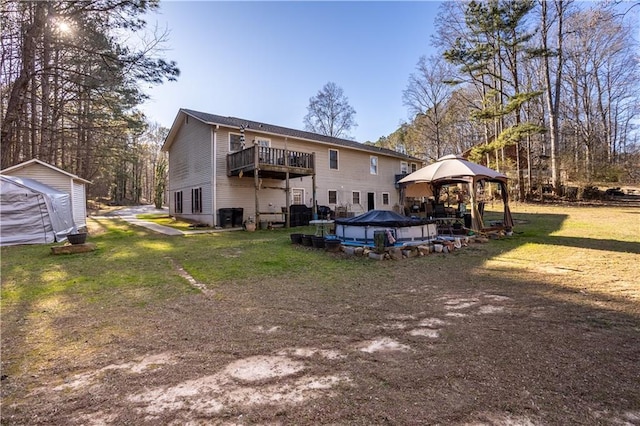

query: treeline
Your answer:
[373,0,639,199]
[0,0,177,204]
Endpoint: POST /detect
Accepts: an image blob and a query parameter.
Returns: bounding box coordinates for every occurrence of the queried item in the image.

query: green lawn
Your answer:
[2,203,638,308]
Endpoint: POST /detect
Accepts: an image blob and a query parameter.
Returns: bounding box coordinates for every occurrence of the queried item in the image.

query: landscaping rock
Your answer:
[417,245,430,256]
[51,243,97,255]
[388,248,403,260]
[402,249,417,258]
[368,252,385,261]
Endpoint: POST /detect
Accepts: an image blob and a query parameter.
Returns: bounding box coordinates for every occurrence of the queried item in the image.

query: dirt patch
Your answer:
[2,246,639,424]
[408,328,440,338]
[357,337,411,353]
[223,355,305,381]
[50,352,176,392]
[126,353,350,420]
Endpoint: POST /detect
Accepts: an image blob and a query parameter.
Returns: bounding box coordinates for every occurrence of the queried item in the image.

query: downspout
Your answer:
[212,125,219,226]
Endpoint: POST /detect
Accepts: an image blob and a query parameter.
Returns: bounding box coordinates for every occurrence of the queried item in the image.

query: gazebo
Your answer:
[398,155,514,232]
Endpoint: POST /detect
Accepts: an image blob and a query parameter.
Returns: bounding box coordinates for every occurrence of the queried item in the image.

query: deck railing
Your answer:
[227,146,314,176]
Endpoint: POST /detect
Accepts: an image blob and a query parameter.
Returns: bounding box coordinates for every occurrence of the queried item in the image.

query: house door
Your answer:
[367,192,375,211]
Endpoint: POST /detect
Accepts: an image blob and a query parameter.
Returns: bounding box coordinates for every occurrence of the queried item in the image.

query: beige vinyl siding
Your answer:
[71,181,87,227]
[168,118,215,224]
[215,128,254,216]
[8,164,71,193]
[313,146,402,211]
[167,115,415,224]
[214,129,291,223]
[215,128,406,214]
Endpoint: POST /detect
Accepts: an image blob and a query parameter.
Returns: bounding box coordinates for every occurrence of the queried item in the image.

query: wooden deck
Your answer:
[227,146,315,180]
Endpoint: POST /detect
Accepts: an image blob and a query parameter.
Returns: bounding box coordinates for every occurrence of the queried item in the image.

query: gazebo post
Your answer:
[470,179,485,231]
[501,181,514,230]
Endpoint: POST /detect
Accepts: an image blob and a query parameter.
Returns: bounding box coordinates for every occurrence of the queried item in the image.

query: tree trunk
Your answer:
[1,2,46,168]
[541,0,564,195]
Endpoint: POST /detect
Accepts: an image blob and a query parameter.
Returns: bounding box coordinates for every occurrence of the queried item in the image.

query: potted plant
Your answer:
[243,217,256,232]
[324,235,341,252]
[311,235,325,249]
[301,234,314,246]
[67,227,88,245]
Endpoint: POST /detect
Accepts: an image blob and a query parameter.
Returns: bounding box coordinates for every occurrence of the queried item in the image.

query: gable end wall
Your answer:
[167,117,214,224]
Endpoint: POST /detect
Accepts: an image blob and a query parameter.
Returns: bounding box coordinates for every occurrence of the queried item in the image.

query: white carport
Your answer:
[0,175,76,246]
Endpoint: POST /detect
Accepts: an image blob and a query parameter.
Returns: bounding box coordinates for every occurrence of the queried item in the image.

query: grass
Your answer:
[1,202,639,423]
[136,213,215,231]
[3,203,638,306]
[0,218,373,380]
[2,203,638,357]
[0,220,368,309]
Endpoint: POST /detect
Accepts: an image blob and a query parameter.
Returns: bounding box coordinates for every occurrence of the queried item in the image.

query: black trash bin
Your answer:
[232,208,244,227]
[464,213,472,228]
[218,208,233,228]
[290,204,312,227]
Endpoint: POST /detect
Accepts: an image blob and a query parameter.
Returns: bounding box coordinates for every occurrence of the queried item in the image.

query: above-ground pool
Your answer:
[334,210,438,247]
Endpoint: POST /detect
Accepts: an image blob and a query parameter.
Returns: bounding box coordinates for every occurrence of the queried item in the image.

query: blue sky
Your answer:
[140,1,443,142]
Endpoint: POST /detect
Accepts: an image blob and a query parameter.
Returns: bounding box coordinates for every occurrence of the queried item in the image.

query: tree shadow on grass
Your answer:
[543,235,640,254]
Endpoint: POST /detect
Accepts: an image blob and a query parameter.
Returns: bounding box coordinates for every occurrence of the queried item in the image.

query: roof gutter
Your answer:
[200,119,418,161]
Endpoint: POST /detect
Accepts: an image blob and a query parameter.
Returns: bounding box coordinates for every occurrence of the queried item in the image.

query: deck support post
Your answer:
[312,152,317,219]
[254,144,261,226]
[285,149,290,228]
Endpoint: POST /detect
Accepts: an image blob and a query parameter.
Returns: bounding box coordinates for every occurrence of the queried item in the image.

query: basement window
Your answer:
[191,187,202,213]
[174,191,183,213]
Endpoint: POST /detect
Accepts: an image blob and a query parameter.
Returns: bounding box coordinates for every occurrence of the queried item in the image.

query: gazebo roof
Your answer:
[398,155,506,184]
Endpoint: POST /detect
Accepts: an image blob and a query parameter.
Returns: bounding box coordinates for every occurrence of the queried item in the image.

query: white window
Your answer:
[352,191,360,205]
[254,137,270,147]
[411,163,418,172]
[329,149,339,170]
[229,133,243,152]
[370,156,378,175]
[292,188,304,205]
[382,192,390,205]
[400,161,408,174]
[328,190,337,204]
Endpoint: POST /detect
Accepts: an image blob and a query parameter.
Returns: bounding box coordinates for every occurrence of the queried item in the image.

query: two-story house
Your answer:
[162,109,423,227]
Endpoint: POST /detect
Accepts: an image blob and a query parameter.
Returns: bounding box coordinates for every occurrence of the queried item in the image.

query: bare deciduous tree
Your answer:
[303,82,357,139]
[403,55,457,160]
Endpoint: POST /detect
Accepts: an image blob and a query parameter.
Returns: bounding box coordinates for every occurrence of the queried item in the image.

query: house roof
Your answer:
[1,159,92,184]
[162,108,421,162]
